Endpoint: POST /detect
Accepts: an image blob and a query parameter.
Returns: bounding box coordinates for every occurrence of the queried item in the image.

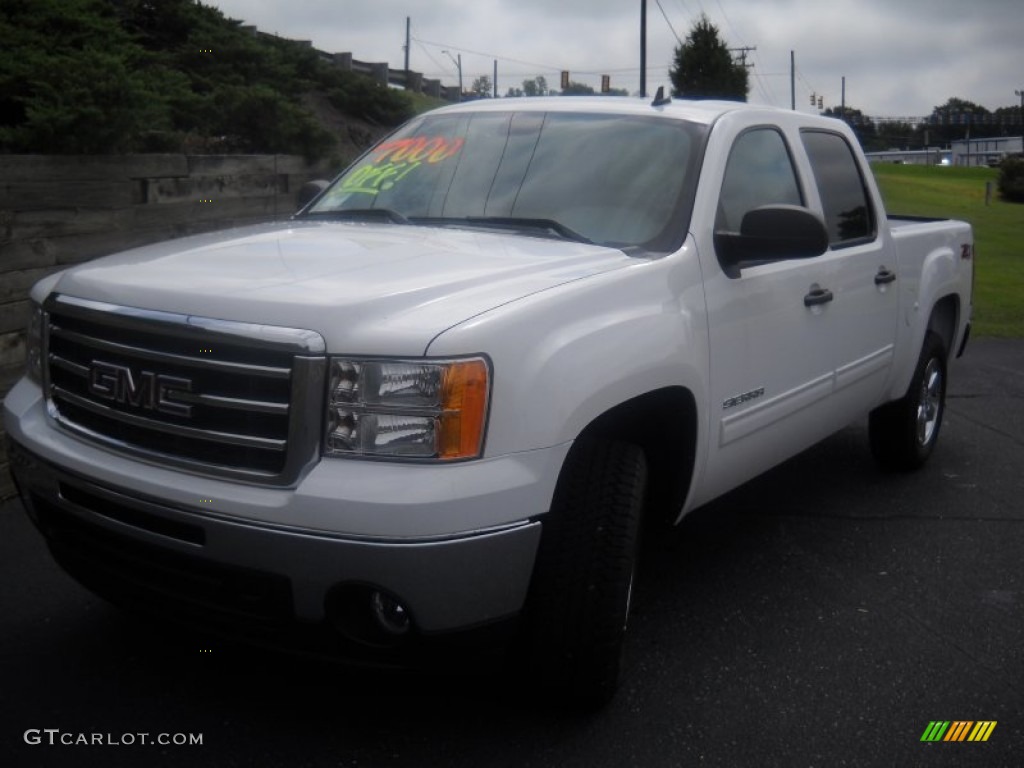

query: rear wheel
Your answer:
[869,331,947,471]
[521,437,647,709]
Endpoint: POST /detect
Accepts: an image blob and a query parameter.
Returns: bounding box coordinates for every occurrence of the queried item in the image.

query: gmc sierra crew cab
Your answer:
[3,96,973,706]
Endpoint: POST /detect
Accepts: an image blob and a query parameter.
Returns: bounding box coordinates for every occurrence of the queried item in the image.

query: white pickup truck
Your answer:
[4,97,972,706]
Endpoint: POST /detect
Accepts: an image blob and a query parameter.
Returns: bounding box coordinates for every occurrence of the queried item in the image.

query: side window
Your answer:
[801,130,876,246]
[716,128,802,233]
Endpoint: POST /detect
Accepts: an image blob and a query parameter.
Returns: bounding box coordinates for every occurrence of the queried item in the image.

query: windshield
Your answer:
[305,110,706,252]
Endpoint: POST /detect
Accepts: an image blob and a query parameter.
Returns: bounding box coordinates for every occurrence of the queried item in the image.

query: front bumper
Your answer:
[4,379,562,646]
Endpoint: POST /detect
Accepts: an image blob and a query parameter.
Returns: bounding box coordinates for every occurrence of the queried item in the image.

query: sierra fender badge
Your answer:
[723,387,765,410]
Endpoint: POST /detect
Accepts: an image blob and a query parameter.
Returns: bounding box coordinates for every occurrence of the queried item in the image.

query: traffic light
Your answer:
[810,92,816,106]
[601,75,610,93]
[561,70,570,90]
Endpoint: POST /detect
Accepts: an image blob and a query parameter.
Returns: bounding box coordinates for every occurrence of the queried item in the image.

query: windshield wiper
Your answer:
[301,208,412,225]
[434,216,593,244]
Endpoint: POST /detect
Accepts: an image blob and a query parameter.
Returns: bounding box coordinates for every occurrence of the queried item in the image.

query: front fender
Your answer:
[426,245,710,459]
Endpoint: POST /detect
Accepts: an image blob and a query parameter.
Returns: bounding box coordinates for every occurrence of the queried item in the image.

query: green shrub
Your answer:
[325,71,415,126]
[0,0,406,159]
[997,155,1024,203]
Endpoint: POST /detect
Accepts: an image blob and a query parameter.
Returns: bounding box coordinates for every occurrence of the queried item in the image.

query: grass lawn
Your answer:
[872,163,1024,337]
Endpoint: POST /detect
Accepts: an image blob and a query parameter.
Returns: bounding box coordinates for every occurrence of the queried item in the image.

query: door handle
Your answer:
[875,267,897,286]
[803,286,834,307]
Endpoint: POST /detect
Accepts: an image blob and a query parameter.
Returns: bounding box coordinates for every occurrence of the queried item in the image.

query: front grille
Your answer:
[43,294,326,485]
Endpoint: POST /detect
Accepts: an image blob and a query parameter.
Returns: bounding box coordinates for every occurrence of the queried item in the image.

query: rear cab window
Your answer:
[800,130,877,247]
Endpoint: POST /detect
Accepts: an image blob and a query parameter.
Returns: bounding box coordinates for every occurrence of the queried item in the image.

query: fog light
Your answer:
[371,590,411,636]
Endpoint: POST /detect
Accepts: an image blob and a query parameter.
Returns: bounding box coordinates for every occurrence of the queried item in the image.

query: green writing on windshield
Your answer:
[341,136,465,196]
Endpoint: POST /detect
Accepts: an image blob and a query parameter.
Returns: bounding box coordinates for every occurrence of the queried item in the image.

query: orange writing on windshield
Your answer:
[341,136,465,196]
[372,136,464,164]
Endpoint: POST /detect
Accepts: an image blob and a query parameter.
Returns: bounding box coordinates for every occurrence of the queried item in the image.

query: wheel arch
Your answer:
[572,386,698,526]
[927,294,959,361]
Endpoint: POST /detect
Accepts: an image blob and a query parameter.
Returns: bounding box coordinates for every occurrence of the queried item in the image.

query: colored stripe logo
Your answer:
[920,721,997,742]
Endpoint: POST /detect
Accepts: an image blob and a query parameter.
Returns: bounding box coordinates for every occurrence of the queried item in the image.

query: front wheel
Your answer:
[520,437,647,709]
[869,330,947,471]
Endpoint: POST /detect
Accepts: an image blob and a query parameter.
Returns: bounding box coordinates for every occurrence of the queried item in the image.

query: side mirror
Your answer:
[715,205,829,276]
[296,179,330,211]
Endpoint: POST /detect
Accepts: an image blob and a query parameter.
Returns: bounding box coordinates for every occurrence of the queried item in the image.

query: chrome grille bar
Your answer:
[42,294,327,486]
[53,387,288,450]
[49,325,292,379]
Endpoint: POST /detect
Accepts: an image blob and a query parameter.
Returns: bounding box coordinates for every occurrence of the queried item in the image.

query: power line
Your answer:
[795,69,822,105]
[715,0,744,45]
[411,35,562,74]
[414,40,451,78]
[655,0,684,46]
[670,0,694,21]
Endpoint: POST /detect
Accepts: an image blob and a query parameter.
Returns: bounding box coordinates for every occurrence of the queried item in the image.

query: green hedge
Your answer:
[998,155,1024,203]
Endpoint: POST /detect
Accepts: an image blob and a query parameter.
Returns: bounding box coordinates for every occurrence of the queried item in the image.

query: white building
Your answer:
[864,148,951,166]
[950,136,1023,167]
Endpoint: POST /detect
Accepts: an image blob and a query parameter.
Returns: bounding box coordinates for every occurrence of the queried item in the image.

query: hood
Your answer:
[50,220,633,355]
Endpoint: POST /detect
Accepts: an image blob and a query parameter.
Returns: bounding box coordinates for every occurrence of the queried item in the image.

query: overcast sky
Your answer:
[208,0,1023,118]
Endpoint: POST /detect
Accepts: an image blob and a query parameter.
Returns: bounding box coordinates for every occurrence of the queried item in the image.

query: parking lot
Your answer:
[2,338,1021,767]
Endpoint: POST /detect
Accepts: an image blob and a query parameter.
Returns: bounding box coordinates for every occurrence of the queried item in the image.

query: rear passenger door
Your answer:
[800,129,897,420]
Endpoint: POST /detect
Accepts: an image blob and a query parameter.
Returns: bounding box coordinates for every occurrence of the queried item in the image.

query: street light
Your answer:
[443,50,463,102]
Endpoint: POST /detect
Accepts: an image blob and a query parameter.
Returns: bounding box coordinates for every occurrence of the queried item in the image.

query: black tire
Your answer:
[521,437,647,709]
[869,330,947,471]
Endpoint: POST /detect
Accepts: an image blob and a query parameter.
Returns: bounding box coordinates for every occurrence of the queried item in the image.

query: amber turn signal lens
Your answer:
[439,359,490,460]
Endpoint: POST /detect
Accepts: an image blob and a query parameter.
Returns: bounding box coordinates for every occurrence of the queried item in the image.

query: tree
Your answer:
[874,120,919,150]
[0,0,180,152]
[522,76,549,97]
[993,105,1023,136]
[823,105,878,150]
[669,14,747,101]
[0,0,411,157]
[471,75,493,98]
[922,97,992,145]
[560,81,595,96]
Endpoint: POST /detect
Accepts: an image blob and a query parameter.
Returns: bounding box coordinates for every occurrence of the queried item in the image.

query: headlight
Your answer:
[25,302,44,385]
[325,357,490,460]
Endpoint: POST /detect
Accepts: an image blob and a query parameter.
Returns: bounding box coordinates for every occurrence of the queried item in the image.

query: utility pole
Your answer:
[640,0,647,97]
[443,50,463,101]
[728,46,756,68]
[1017,89,1024,126]
[404,17,410,75]
[494,60,498,98]
[841,76,846,121]
[790,51,795,110]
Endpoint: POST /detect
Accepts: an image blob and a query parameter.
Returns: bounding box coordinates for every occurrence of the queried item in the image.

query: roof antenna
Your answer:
[651,85,671,107]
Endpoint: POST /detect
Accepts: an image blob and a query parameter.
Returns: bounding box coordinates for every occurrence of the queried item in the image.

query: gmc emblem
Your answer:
[87,360,193,418]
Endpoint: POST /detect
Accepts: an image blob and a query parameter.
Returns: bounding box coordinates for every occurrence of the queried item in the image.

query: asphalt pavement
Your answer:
[1,338,1021,768]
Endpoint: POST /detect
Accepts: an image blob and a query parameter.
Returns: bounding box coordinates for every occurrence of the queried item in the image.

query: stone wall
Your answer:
[0,153,334,499]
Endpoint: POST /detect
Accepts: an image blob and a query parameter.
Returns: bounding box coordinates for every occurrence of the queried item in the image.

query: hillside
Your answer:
[0,0,415,162]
